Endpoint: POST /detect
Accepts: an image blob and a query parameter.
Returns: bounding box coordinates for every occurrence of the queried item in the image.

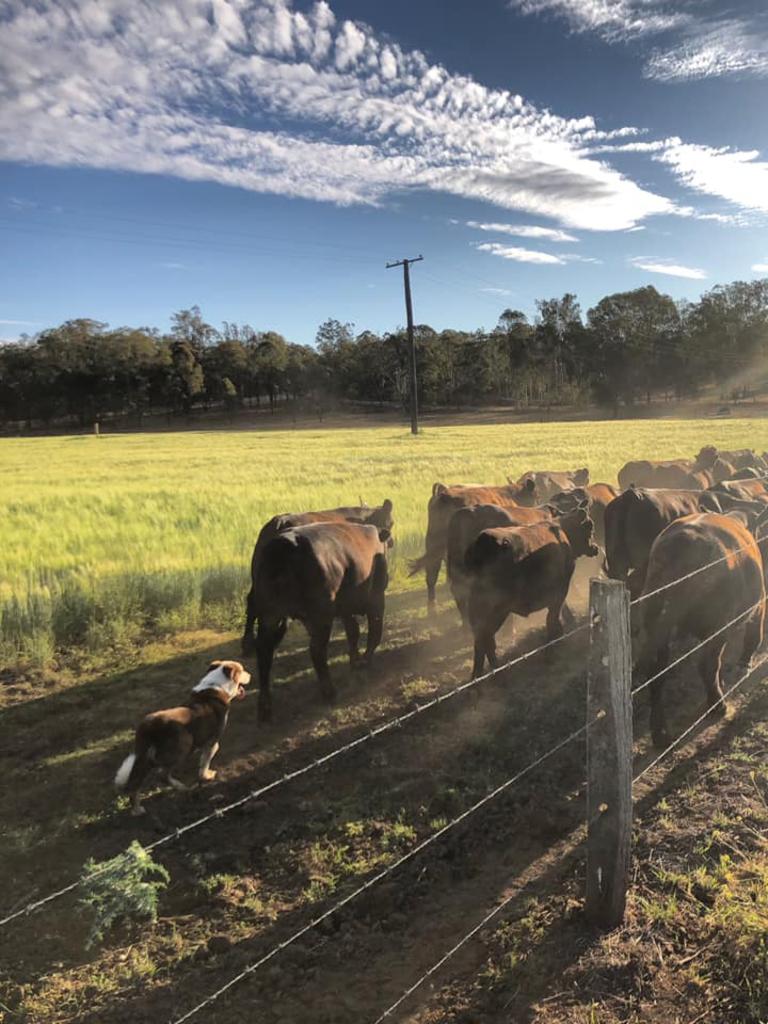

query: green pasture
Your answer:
[2,418,768,666]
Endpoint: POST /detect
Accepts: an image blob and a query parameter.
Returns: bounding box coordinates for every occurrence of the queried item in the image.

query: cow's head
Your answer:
[548,488,588,516]
[512,477,538,507]
[377,526,394,549]
[560,503,599,558]
[694,445,719,470]
[573,468,589,487]
[364,498,394,534]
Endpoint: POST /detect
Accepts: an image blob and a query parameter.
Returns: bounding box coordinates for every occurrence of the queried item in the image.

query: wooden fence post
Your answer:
[586,577,633,929]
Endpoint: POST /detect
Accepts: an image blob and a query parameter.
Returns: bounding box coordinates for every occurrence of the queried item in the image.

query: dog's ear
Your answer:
[208,659,222,670]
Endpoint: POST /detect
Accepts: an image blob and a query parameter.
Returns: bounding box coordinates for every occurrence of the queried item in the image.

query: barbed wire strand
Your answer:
[632,598,764,699]
[371,883,523,1024]
[633,653,768,785]
[168,717,595,1024]
[0,622,588,929]
[634,536,765,606]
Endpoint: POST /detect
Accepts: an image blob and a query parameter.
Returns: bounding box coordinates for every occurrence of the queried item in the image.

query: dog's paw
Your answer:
[200,769,218,782]
[131,804,147,817]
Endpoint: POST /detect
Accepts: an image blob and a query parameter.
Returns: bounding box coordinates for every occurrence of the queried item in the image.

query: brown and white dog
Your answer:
[114,660,251,815]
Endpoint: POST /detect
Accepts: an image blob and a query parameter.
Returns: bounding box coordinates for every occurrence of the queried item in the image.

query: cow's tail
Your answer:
[115,735,154,792]
[408,552,428,576]
[603,489,635,578]
[464,532,497,573]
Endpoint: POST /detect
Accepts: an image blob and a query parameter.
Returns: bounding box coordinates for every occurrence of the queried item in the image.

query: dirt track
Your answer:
[1,557,764,1023]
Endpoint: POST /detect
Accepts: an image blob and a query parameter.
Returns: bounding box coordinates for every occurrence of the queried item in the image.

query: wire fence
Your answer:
[0,621,588,929]
[169,716,596,1024]
[5,520,768,1024]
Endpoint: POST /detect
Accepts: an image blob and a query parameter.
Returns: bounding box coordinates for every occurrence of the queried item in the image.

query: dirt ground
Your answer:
[2,558,767,1023]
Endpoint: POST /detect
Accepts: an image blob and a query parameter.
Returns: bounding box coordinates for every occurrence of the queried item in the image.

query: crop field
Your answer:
[4,416,768,668]
[4,416,768,1023]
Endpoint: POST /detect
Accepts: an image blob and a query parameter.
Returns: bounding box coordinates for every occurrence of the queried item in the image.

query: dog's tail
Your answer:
[114,736,155,792]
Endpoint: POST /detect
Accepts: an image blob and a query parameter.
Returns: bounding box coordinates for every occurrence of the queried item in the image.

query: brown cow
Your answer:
[247,522,391,721]
[548,483,619,548]
[617,459,697,491]
[465,507,598,677]
[637,513,765,748]
[409,480,537,612]
[514,468,589,500]
[711,478,768,506]
[604,487,722,597]
[446,503,556,625]
[242,500,393,651]
[695,446,767,473]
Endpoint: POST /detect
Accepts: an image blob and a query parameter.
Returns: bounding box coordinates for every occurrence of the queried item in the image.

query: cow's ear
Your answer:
[378,528,391,544]
[433,482,446,497]
[525,479,535,493]
[577,498,589,511]
[382,498,393,512]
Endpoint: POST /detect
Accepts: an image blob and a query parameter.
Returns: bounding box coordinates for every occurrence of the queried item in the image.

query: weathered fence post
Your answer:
[586,577,633,929]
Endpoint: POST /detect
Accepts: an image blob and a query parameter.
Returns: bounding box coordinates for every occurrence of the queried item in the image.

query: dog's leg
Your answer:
[198,741,220,782]
[130,791,146,816]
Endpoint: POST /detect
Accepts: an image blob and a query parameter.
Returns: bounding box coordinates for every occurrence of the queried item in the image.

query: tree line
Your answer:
[1,278,767,429]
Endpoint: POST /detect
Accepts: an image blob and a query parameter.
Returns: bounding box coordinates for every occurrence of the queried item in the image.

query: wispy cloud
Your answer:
[159,261,188,271]
[509,1,768,81]
[629,257,707,280]
[7,196,39,210]
[753,262,768,274]
[656,141,768,215]
[467,221,577,242]
[0,318,39,326]
[476,242,565,265]
[481,286,514,296]
[0,0,674,232]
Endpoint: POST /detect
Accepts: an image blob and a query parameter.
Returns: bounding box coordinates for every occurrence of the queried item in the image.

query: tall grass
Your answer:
[2,419,768,667]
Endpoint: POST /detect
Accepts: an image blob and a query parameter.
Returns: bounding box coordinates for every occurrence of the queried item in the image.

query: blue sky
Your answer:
[1,0,768,344]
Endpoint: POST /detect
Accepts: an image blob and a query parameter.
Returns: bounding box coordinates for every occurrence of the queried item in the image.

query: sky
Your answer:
[1,0,768,344]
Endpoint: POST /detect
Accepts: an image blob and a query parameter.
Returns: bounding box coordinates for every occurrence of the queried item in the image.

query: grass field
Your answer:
[3,416,768,667]
[4,415,768,1023]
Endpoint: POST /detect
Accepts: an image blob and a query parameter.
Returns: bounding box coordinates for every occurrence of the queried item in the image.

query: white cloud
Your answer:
[510,0,768,82]
[0,0,674,232]
[656,141,768,214]
[753,263,768,274]
[629,257,707,280]
[476,242,565,264]
[0,319,39,326]
[508,0,684,41]
[481,286,514,296]
[467,220,578,242]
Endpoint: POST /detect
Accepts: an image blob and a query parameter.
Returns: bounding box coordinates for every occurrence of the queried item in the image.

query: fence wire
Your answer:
[633,653,768,785]
[0,620,588,929]
[168,717,595,1024]
[632,598,764,699]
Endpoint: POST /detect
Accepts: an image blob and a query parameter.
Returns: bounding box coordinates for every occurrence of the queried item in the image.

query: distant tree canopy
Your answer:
[1,279,767,428]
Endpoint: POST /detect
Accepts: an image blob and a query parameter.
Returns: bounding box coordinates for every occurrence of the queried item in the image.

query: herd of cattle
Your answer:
[240,445,768,750]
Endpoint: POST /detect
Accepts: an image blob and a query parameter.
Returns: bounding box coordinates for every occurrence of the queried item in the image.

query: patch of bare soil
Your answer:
[1,558,765,1024]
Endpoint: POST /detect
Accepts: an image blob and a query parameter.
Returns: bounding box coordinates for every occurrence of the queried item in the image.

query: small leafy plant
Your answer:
[79,841,169,948]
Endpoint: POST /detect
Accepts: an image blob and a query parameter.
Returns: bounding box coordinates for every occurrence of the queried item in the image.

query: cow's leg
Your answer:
[241,586,257,654]
[364,594,385,664]
[342,615,361,669]
[700,638,727,719]
[627,563,648,601]
[471,606,508,678]
[739,603,765,670]
[256,617,287,723]
[546,586,571,641]
[309,620,335,703]
[425,547,442,615]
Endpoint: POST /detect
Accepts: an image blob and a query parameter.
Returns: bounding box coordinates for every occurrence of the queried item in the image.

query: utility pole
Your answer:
[386,255,423,435]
